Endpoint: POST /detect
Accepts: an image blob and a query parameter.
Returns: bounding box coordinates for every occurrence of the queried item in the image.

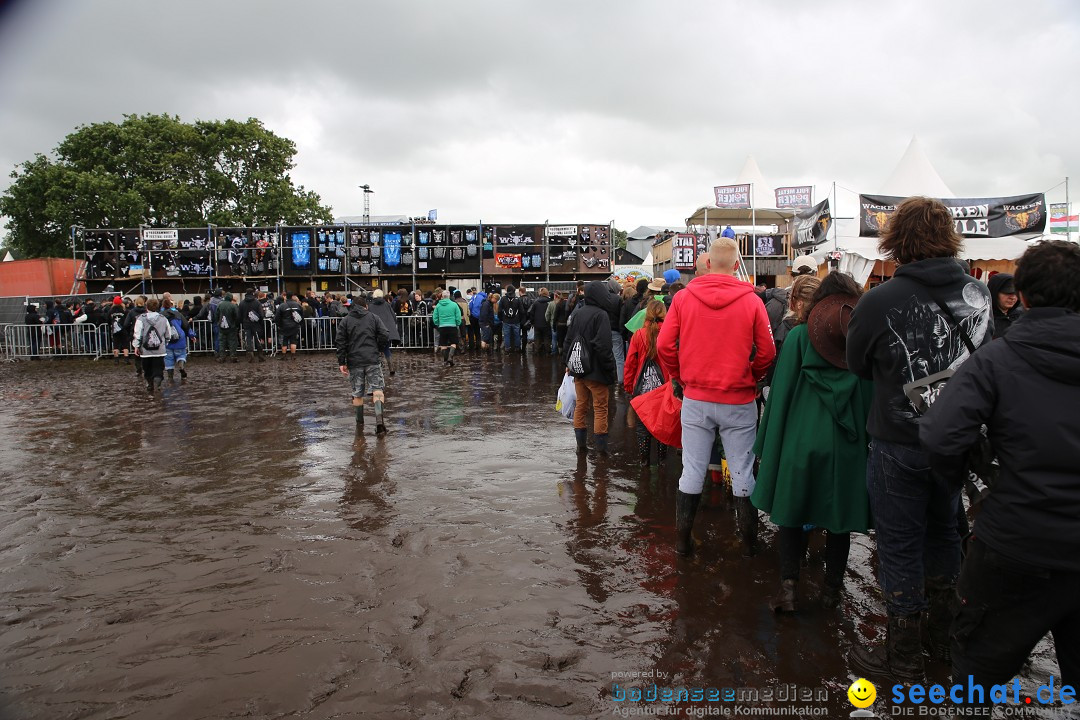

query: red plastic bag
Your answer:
[630,382,683,449]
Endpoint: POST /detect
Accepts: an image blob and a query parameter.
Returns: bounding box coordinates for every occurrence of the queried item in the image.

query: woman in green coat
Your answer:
[751,272,873,613]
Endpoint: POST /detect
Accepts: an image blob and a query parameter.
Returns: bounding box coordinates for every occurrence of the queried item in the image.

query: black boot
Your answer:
[248,351,255,363]
[675,490,701,557]
[574,428,588,452]
[849,613,926,684]
[734,496,758,557]
[821,582,843,610]
[925,583,956,663]
[167,369,174,381]
[594,433,608,455]
[177,360,187,378]
[771,579,798,613]
[448,347,456,367]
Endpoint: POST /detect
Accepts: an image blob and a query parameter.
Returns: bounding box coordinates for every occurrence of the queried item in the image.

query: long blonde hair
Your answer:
[789,275,822,325]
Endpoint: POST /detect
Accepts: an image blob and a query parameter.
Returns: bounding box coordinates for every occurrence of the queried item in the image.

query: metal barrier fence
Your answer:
[3,315,440,360]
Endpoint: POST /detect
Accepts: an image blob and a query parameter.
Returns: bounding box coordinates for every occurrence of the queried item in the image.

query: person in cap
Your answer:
[367,288,401,375]
[986,272,1023,339]
[751,271,873,613]
[790,255,819,277]
[23,302,43,358]
[663,269,682,286]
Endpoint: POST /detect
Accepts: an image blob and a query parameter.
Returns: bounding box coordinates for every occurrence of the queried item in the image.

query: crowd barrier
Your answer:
[2,315,440,361]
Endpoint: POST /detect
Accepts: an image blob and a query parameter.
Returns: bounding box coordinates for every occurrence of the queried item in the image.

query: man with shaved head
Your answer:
[657,237,775,558]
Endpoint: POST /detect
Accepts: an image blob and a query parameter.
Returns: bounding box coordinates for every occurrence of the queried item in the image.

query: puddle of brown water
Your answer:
[0,354,1060,719]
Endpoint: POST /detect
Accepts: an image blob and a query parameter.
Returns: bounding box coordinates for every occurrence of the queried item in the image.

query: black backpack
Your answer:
[565,337,592,377]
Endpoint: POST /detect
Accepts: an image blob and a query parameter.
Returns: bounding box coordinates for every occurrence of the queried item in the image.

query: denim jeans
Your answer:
[952,538,1080,698]
[865,438,962,616]
[164,346,187,370]
[503,323,522,351]
[611,330,625,383]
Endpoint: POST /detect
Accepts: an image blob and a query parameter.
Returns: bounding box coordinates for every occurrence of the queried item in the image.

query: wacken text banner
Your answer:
[859,194,1047,238]
[793,199,832,250]
[714,184,751,208]
[775,186,813,209]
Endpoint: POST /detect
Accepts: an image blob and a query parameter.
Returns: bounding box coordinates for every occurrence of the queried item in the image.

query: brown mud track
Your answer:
[0,354,1059,719]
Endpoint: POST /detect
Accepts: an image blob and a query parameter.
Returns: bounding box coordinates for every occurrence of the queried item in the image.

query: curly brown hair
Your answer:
[877,196,962,265]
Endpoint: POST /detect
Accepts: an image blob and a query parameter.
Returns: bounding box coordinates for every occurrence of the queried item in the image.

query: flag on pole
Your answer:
[1050,203,1077,233]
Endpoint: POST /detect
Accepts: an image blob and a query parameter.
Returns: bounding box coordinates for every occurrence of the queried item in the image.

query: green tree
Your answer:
[613,227,628,250]
[0,114,333,258]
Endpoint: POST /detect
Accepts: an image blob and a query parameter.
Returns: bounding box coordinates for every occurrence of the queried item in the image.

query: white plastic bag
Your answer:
[556,373,576,420]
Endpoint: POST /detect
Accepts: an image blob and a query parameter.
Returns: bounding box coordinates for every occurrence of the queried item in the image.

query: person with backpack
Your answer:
[528,288,552,355]
[124,296,147,378]
[107,296,129,365]
[563,281,617,453]
[238,289,266,363]
[478,292,499,355]
[161,293,194,381]
[467,287,487,352]
[215,292,242,363]
[845,196,993,683]
[133,298,177,396]
[498,284,525,353]
[623,299,668,465]
[276,293,304,358]
[195,289,224,355]
[336,294,390,435]
[452,290,471,350]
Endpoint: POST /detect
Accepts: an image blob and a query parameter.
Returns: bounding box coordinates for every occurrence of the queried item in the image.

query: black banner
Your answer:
[859,194,1046,238]
[792,199,832,250]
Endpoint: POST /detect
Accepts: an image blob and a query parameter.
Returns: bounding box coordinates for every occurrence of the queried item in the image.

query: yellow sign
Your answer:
[848,678,876,709]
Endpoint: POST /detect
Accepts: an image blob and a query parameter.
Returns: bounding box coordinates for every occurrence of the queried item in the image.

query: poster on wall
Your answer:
[289,230,311,270]
[672,233,697,270]
[383,232,402,267]
[859,193,1046,238]
[496,226,536,246]
[495,253,523,269]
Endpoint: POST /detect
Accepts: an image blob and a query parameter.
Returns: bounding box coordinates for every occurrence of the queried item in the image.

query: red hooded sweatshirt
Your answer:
[656,273,775,404]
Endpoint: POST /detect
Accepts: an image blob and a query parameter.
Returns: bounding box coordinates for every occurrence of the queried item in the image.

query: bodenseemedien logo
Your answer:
[848,678,877,718]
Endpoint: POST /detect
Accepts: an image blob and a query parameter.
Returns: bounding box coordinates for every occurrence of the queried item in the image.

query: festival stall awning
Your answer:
[685,206,796,226]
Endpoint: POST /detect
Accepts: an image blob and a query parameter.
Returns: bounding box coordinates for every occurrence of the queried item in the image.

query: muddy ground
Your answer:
[0,352,1061,719]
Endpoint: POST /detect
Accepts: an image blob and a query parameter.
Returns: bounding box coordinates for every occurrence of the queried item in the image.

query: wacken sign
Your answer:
[859,193,1047,238]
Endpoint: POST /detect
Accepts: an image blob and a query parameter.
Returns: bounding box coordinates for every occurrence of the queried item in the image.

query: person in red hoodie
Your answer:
[657,237,776,557]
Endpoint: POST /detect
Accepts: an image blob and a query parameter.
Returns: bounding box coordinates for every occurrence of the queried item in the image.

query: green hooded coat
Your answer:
[750,323,874,533]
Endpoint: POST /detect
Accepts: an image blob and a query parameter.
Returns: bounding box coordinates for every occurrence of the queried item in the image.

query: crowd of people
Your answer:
[545,197,1079,702]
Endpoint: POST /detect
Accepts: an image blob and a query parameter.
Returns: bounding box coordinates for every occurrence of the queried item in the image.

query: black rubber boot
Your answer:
[177,360,187,378]
[821,582,842,610]
[925,583,956,663]
[167,369,175,381]
[771,579,798,613]
[355,404,364,425]
[574,428,588,453]
[734,496,758,557]
[247,351,255,363]
[849,613,926,684]
[675,490,701,557]
[448,347,456,367]
[594,433,608,455]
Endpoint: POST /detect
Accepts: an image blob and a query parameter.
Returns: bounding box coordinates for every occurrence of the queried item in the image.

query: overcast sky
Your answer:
[0,0,1077,235]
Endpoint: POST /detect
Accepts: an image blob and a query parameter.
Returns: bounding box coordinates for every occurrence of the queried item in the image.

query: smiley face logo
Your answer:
[848,678,876,708]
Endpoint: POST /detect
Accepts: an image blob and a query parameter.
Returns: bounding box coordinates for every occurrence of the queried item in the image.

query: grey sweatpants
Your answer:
[678,397,758,497]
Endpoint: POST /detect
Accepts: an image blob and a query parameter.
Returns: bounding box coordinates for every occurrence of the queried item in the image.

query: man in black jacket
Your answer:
[276,294,304,358]
[499,285,524,352]
[846,197,993,683]
[336,294,391,435]
[529,288,552,355]
[238,290,266,362]
[562,281,617,453]
[921,240,1080,704]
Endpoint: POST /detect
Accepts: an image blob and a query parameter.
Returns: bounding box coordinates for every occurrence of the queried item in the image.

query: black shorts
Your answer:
[281,330,300,346]
[437,327,460,346]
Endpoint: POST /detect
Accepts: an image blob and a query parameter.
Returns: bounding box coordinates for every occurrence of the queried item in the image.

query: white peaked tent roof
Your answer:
[686,155,797,226]
[735,155,775,206]
[880,136,955,198]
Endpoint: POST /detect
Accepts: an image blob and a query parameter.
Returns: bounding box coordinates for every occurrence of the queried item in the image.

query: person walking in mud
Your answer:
[656,237,775,558]
[431,289,463,367]
[238,289,266,362]
[336,294,390,435]
[276,293,304,358]
[133,298,176,397]
[215,292,241,363]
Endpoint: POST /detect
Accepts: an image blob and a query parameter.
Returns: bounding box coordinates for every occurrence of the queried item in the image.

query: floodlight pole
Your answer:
[359,184,373,224]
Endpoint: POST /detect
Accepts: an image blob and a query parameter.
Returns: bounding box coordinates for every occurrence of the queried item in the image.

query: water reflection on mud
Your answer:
[0,354,1059,719]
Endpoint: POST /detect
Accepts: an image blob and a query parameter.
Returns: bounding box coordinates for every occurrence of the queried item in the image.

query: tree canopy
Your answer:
[0,114,333,258]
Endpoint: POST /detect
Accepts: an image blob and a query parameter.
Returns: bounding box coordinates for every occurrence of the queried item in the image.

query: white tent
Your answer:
[833,136,1034,284]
